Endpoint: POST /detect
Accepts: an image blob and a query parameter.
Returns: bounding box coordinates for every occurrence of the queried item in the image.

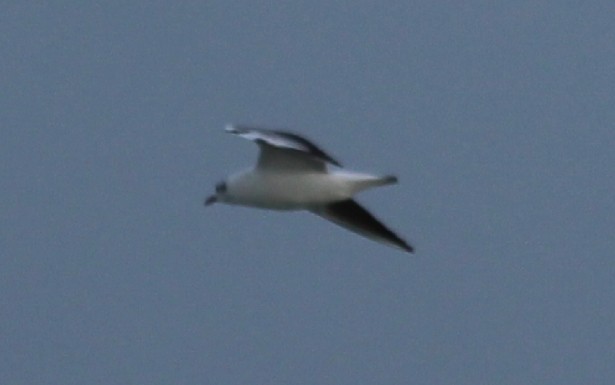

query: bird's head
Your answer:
[204,180,228,206]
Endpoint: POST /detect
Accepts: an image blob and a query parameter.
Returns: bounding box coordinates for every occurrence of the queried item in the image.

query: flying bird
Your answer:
[205,125,414,253]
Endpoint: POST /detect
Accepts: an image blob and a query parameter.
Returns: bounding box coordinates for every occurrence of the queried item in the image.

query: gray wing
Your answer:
[310,199,414,253]
[226,125,342,171]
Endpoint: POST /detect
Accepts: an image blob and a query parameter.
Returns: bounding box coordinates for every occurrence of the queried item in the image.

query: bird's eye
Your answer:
[215,182,227,193]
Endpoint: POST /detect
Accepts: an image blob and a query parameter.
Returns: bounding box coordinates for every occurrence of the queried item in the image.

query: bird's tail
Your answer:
[376,175,398,186]
[338,172,399,195]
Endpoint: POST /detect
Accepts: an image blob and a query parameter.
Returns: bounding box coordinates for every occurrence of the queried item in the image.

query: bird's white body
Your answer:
[224,168,394,210]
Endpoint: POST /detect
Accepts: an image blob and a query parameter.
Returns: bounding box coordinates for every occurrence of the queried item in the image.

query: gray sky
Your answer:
[2,2,614,384]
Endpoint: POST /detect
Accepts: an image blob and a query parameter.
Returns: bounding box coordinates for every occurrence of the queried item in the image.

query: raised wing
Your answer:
[226,125,342,171]
[310,199,414,253]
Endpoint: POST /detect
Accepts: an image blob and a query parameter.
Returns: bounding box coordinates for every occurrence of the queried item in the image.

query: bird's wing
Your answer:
[310,199,414,253]
[226,125,341,172]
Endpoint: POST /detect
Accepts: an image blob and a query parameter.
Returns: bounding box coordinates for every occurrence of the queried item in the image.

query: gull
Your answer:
[205,125,414,253]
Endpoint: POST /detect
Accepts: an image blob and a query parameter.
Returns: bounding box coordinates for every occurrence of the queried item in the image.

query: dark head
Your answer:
[204,181,227,206]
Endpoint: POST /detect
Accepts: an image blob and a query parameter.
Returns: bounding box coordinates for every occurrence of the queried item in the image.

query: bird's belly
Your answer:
[233,173,350,210]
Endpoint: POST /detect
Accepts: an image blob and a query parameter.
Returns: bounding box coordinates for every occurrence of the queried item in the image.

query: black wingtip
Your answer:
[226,125,343,167]
[317,199,414,254]
[275,130,343,167]
[402,243,415,254]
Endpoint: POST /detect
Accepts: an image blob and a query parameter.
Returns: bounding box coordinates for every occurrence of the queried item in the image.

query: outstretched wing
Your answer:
[226,125,342,171]
[310,199,414,253]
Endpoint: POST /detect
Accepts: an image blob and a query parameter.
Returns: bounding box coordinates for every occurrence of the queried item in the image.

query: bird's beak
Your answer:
[204,195,217,206]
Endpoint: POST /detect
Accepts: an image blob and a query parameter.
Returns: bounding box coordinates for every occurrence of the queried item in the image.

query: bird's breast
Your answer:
[228,171,351,210]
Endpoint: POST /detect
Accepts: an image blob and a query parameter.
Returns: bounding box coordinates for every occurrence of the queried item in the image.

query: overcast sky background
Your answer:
[2,2,614,384]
